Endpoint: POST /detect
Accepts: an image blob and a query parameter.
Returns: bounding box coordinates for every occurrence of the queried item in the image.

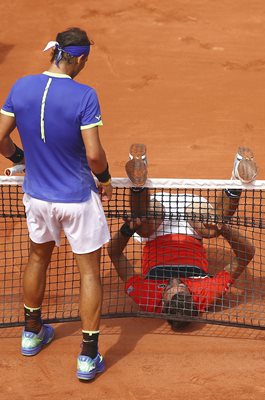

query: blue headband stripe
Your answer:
[55,44,90,66]
[63,45,90,57]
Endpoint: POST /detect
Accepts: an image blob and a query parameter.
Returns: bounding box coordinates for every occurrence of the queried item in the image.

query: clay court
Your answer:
[1,1,265,399]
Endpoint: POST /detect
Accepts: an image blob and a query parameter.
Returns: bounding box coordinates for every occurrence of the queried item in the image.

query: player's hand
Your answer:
[99,182,113,201]
[202,220,223,236]
[123,217,143,230]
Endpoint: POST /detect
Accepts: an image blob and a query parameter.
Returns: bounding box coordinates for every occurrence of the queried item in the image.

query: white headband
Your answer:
[43,41,59,52]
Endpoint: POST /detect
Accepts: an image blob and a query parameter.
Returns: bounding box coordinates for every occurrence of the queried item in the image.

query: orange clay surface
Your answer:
[1,1,265,399]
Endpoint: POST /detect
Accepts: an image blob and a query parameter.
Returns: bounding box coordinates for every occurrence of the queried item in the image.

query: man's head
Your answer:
[50,27,93,77]
[162,278,199,330]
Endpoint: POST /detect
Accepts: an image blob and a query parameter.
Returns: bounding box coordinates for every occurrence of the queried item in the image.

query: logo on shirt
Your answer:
[127,285,134,294]
[95,115,101,121]
[158,284,167,289]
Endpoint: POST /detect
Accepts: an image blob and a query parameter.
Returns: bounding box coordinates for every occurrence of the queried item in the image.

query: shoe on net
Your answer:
[125,143,148,187]
[21,324,54,356]
[232,147,258,183]
[77,352,105,381]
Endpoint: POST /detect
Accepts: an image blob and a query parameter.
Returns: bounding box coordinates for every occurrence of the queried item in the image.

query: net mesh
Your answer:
[1,177,265,329]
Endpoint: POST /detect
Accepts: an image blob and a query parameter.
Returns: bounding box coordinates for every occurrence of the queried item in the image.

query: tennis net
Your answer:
[1,176,265,330]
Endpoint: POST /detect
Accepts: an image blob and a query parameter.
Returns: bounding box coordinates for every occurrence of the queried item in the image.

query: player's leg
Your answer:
[125,143,164,237]
[22,195,59,356]
[22,240,55,356]
[199,150,257,306]
[23,240,55,308]
[61,193,109,381]
[71,251,105,382]
[125,143,150,220]
[75,250,102,329]
[74,250,105,381]
[213,147,258,219]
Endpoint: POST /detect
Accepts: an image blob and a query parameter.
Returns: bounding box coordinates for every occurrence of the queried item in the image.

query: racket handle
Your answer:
[4,164,25,176]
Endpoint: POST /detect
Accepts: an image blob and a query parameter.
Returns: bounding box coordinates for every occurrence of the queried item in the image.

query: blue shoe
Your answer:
[21,324,54,356]
[77,353,105,381]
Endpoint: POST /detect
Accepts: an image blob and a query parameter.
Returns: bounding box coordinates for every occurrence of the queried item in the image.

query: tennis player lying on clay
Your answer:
[107,144,257,329]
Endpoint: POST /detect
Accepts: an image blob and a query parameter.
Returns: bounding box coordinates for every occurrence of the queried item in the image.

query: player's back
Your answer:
[2,72,101,202]
[10,72,95,147]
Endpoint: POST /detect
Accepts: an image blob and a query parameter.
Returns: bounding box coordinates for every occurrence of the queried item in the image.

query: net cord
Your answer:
[1,175,265,190]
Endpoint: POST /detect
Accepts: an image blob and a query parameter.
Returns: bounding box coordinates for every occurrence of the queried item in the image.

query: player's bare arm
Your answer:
[81,126,112,200]
[0,113,25,165]
[107,219,141,281]
[0,113,18,157]
[221,224,255,280]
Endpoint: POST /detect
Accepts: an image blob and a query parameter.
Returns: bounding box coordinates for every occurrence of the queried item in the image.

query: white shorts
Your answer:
[23,191,110,254]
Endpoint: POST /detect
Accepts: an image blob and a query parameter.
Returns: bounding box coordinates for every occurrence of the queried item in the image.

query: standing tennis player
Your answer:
[0,27,111,381]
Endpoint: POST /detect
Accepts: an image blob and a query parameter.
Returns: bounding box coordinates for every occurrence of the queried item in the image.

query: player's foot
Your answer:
[76,353,105,381]
[21,324,54,356]
[125,143,148,186]
[232,147,258,183]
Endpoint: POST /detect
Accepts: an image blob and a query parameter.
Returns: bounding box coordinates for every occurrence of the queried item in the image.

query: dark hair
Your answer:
[56,27,91,47]
[51,27,93,63]
[163,293,199,330]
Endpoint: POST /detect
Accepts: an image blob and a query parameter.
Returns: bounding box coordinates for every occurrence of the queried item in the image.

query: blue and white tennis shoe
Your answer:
[21,324,54,356]
[77,352,105,381]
